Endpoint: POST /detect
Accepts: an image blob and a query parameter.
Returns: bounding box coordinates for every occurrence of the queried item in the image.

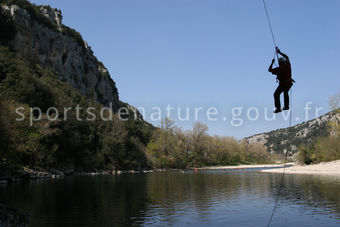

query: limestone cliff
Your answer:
[1,1,120,110]
[243,110,340,155]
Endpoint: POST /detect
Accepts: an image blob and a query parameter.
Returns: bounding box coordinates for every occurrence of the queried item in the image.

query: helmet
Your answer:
[278,57,286,65]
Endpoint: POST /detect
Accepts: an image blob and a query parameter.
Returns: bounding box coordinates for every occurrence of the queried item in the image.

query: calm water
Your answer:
[1,170,340,227]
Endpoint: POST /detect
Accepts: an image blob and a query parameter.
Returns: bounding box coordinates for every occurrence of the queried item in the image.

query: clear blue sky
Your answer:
[30,0,340,138]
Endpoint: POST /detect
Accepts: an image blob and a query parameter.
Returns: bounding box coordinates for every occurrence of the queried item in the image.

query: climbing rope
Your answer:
[272,51,278,67]
[289,89,293,127]
[266,89,293,227]
[262,0,293,226]
[262,0,279,60]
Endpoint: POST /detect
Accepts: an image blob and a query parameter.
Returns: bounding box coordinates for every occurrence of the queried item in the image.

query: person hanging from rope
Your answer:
[268,47,294,113]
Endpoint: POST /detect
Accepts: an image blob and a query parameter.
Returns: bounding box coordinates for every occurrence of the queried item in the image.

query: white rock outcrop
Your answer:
[2,4,120,110]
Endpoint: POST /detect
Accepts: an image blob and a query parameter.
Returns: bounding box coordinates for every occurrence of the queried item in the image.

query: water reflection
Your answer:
[273,174,340,217]
[0,171,339,226]
[0,175,151,226]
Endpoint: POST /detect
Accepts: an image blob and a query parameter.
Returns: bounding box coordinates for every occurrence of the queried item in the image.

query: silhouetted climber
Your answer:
[268,47,294,113]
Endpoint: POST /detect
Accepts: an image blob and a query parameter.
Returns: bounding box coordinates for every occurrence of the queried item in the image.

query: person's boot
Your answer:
[273,108,282,113]
[283,107,289,110]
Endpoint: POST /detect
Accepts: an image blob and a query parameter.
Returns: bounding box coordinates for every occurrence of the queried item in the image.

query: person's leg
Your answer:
[274,86,283,110]
[283,86,291,109]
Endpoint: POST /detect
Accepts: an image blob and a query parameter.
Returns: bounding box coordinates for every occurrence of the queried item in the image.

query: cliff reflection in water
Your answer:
[0,171,340,226]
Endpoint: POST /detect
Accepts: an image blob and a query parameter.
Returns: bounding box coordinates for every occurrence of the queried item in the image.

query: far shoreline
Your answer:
[192,163,294,170]
[260,160,340,176]
[192,160,340,176]
[2,161,340,185]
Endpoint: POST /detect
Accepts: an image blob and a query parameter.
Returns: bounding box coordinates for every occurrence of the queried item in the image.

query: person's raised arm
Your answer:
[268,58,275,72]
[276,47,289,62]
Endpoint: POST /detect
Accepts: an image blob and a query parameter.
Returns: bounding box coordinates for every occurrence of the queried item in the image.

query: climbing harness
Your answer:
[262,0,294,226]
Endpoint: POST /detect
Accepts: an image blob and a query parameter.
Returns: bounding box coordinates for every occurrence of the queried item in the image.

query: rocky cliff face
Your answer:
[243,111,340,155]
[2,2,120,110]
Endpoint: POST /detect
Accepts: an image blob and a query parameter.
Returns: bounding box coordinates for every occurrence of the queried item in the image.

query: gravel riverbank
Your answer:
[261,160,340,175]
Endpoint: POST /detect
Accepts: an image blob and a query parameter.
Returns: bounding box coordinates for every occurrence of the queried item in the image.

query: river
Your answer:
[1,169,340,226]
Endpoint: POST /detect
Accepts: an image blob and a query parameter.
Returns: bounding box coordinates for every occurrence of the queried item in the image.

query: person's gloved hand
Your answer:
[275,46,281,53]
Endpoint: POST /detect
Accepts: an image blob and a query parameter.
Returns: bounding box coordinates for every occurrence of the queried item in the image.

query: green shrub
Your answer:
[297,116,340,164]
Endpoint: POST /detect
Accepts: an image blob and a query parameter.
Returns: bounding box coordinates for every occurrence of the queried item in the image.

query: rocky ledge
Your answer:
[0,161,158,184]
